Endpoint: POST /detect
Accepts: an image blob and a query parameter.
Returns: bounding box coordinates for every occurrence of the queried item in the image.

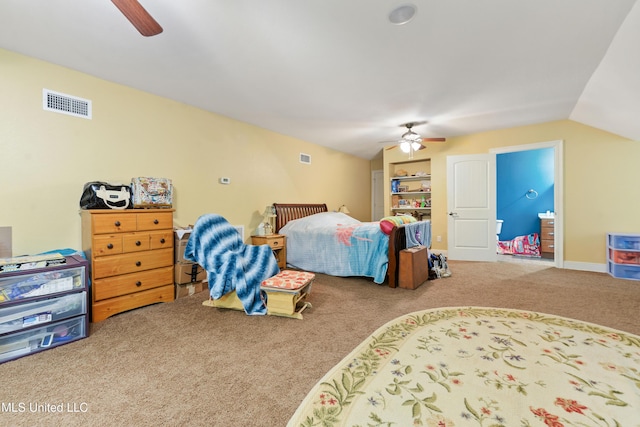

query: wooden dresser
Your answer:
[540,218,555,258]
[81,209,175,322]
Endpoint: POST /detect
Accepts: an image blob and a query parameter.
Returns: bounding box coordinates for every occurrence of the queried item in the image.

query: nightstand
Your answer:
[251,234,286,269]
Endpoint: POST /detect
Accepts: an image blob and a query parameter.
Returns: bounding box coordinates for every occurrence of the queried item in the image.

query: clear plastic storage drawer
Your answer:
[608,249,640,265]
[0,266,85,304]
[0,292,87,335]
[608,234,640,250]
[608,262,640,281]
[0,316,87,363]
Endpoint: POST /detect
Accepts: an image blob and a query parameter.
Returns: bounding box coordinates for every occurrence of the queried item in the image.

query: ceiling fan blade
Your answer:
[420,137,446,143]
[112,0,163,37]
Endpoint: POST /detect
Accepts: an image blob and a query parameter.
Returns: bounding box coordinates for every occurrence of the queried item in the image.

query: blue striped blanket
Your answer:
[183,214,279,315]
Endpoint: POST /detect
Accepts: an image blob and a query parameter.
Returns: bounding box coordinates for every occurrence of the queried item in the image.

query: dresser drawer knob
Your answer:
[136,240,141,246]
[136,261,142,267]
[154,219,159,225]
[135,281,142,287]
[114,221,121,227]
[107,243,113,249]
[160,238,165,244]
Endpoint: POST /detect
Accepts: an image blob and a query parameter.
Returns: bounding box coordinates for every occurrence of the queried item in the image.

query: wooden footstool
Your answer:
[260,270,315,319]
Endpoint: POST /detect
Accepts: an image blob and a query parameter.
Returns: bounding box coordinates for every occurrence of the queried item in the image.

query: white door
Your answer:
[371,170,385,221]
[447,154,497,261]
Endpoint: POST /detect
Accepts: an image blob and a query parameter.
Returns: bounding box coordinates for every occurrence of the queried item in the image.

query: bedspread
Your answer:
[184,214,279,315]
[280,213,389,283]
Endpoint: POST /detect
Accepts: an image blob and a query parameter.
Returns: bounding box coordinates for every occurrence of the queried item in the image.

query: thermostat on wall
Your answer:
[219,177,231,185]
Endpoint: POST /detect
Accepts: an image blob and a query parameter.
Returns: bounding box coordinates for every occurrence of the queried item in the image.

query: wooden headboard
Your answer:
[273,203,328,232]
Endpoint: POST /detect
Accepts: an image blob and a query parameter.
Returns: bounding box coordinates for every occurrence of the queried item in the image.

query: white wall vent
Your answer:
[299,153,311,164]
[43,89,92,119]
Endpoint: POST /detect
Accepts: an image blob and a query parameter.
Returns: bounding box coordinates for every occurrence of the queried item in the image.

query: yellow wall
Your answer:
[0,49,371,256]
[384,120,640,265]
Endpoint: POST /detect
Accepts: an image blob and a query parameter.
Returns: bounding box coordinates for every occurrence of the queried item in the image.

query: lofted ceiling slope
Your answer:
[1,0,639,159]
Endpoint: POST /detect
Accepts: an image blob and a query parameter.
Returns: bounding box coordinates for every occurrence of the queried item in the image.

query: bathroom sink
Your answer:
[538,212,555,219]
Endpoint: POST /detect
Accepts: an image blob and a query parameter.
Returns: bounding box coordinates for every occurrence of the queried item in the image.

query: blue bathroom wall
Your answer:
[497,148,554,241]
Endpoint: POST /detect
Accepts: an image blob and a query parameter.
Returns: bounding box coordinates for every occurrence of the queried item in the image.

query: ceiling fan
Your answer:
[381,121,446,158]
[112,0,163,37]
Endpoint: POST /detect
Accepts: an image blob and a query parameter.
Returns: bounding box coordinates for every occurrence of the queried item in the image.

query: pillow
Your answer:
[379,215,417,235]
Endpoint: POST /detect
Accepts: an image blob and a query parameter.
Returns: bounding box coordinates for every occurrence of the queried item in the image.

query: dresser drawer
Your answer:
[93,235,124,257]
[541,218,555,228]
[122,233,151,253]
[540,227,555,241]
[92,248,173,279]
[92,285,174,322]
[541,239,555,253]
[93,266,173,301]
[267,236,285,250]
[253,235,285,250]
[92,214,137,234]
[136,212,173,231]
[149,230,173,250]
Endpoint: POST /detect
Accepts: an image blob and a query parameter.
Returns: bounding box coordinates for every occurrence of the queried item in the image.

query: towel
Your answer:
[183,214,279,315]
[404,220,431,248]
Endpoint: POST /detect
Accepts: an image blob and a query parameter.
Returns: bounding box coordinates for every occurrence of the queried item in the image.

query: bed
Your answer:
[273,203,430,288]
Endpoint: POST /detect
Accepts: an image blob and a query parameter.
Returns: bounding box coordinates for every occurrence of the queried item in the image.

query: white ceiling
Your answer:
[1,0,639,159]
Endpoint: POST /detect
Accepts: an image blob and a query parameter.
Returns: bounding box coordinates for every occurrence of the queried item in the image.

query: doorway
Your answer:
[371,169,385,221]
[491,140,563,269]
[446,140,563,268]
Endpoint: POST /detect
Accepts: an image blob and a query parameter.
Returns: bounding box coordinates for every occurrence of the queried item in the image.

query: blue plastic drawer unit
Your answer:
[0,254,89,363]
[609,234,640,250]
[607,233,640,281]
[608,263,640,281]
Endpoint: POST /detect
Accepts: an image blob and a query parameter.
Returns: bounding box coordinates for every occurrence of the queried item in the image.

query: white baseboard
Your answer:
[434,250,608,274]
[563,261,607,273]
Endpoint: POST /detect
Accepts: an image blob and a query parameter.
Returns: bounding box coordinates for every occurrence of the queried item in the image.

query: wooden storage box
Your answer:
[398,246,429,290]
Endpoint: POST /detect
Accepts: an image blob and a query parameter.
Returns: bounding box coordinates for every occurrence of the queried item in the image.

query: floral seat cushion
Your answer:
[261,270,315,291]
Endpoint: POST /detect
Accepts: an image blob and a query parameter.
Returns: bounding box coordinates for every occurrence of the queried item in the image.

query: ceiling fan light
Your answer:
[402,130,421,141]
[411,142,422,151]
[400,141,411,153]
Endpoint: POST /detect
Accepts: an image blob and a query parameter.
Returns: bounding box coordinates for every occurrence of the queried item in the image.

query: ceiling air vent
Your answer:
[299,153,311,164]
[43,89,92,119]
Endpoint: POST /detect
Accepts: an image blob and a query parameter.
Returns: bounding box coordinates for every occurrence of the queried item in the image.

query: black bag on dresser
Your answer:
[79,181,132,210]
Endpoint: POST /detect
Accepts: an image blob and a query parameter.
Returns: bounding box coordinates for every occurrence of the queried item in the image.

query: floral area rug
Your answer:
[288,307,640,427]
